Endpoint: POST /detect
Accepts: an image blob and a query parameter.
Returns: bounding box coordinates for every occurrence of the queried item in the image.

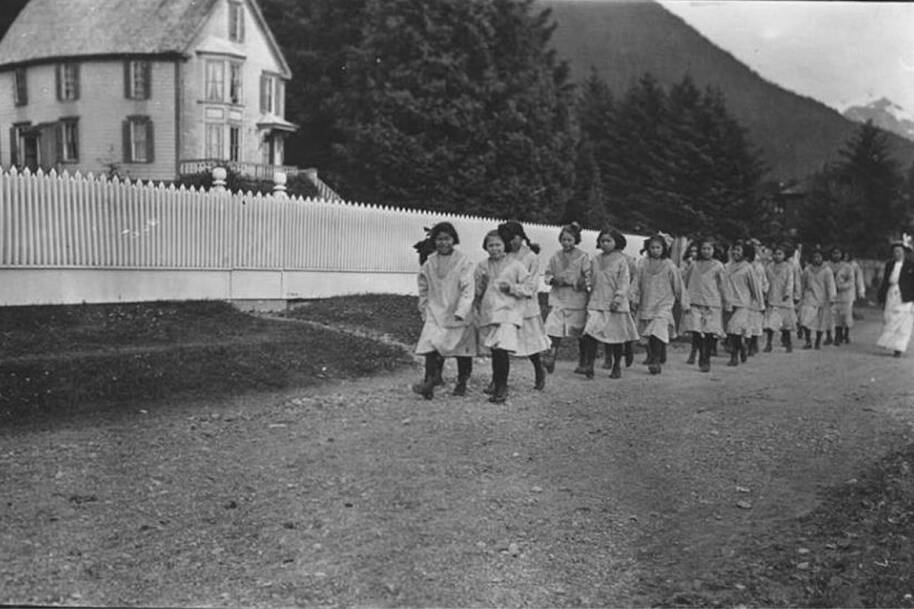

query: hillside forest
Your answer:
[259,0,914,257]
[1,0,913,256]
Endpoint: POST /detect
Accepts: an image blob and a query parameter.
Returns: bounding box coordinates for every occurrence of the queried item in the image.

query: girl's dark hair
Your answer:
[559,221,582,245]
[732,240,755,262]
[482,229,504,251]
[429,221,459,245]
[498,221,541,254]
[774,243,794,259]
[829,246,843,257]
[597,227,627,252]
[646,234,670,259]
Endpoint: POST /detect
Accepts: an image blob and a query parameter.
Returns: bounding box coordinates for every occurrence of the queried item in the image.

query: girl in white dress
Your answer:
[412,222,477,399]
[876,242,914,357]
[498,221,552,390]
[542,222,590,374]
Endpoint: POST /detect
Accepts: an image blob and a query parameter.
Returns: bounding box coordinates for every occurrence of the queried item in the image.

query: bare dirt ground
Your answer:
[2,308,913,607]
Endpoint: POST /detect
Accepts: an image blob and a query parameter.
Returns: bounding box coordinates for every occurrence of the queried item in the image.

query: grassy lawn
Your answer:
[0,301,409,421]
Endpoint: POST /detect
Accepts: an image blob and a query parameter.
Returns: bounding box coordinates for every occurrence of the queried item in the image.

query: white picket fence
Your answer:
[0,167,643,306]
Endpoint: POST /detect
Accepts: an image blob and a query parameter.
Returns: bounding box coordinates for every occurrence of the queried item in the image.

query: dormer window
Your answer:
[125,60,151,100]
[13,68,27,106]
[228,1,245,42]
[55,62,79,101]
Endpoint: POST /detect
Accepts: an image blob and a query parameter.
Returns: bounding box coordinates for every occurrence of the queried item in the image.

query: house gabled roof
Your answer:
[0,0,291,77]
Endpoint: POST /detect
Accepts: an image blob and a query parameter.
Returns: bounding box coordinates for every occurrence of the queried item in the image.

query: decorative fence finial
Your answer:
[212,167,227,192]
[273,171,288,198]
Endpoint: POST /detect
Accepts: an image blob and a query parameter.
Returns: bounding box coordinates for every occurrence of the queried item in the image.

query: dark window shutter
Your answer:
[260,74,266,112]
[55,123,63,162]
[143,62,151,99]
[73,63,80,100]
[71,121,79,161]
[9,127,18,165]
[124,61,131,98]
[55,64,62,100]
[123,120,131,162]
[145,119,154,163]
[239,6,245,41]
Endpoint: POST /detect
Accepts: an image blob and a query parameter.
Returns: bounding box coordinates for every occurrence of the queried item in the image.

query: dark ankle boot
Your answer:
[432,353,445,386]
[815,331,822,350]
[543,341,558,373]
[648,337,662,375]
[452,357,472,396]
[531,354,546,390]
[783,330,793,353]
[686,334,699,365]
[727,335,739,366]
[582,336,597,380]
[699,335,712,372]
[659,341,667,364]
[603,344,613,369]
[624,341,634,367]
[747,336,758,356]
[412,353,439,399]
[802,328,812,349]
[610,344,623,378]
[834,327,844,346]
[489,350,509,403]
[823,330,833,346]
[763,330,773,353]
[710,339,718,357]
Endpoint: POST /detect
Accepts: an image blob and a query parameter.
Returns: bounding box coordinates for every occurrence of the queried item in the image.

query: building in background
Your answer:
[0,0,297,182]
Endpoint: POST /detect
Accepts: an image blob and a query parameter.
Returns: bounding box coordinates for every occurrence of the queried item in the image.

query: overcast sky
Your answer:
[656,1,914,114]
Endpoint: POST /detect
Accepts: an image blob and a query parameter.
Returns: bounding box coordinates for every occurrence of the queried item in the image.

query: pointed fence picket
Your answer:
[0,166,644,304]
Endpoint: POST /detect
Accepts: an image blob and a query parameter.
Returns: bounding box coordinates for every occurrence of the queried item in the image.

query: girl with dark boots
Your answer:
[631,234,690,375]
[542,222,590,376]
[798,249,837,350]
[475,230,532,404]
[763,244,797,353]
[499,221,551,391]
[581,228,639,379]
[722,241,760,366]
[681,237,726,372]
[412,222,477,399]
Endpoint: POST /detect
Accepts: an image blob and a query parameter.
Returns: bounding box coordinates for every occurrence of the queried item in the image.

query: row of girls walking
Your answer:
[410,219,880,405]
[412,220,688,404]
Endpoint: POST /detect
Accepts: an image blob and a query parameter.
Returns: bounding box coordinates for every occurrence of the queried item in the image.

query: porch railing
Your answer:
[178,159,306,181]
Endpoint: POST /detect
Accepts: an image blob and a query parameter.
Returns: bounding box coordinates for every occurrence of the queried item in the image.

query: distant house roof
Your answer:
[0,0,291,77]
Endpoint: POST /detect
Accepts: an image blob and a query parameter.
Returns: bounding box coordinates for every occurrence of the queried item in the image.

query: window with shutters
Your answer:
[228,1,245,42]
[56,62,79,100]
[13,68,27,106]
[124,116,154,163]
[59,118,79,162]
[10,122,30,166]
[205,60,224,101]
[125,60,151,99]
[229,125,241,161]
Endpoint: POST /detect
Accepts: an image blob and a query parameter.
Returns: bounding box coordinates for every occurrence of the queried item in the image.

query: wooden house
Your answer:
[0,0,297,182]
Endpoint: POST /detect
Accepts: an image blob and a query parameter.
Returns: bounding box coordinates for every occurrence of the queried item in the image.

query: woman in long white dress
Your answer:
[876,242,914,357]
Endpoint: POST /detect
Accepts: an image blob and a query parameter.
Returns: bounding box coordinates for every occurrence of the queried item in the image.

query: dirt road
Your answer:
[2,309,913,607]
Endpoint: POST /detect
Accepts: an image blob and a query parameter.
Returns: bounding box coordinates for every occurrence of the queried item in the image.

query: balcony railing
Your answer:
[178,159,343,201]
[179,159,305,181]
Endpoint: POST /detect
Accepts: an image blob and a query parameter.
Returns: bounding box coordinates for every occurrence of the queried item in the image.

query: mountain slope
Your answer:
[543,0,914,179]
[844,98,914,143]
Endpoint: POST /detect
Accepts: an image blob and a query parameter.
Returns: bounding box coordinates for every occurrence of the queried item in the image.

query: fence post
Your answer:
[212,167,227,192]
[273,171,287,198]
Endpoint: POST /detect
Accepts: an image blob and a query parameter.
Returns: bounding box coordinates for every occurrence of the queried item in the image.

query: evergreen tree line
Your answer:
[260,0,913,252]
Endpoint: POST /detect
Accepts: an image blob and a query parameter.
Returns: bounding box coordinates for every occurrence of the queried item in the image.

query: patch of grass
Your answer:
[287,294,423,345]
[0,301,408,421]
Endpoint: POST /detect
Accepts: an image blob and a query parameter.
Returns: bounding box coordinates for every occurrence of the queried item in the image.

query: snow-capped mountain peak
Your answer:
[843,97,914,142]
